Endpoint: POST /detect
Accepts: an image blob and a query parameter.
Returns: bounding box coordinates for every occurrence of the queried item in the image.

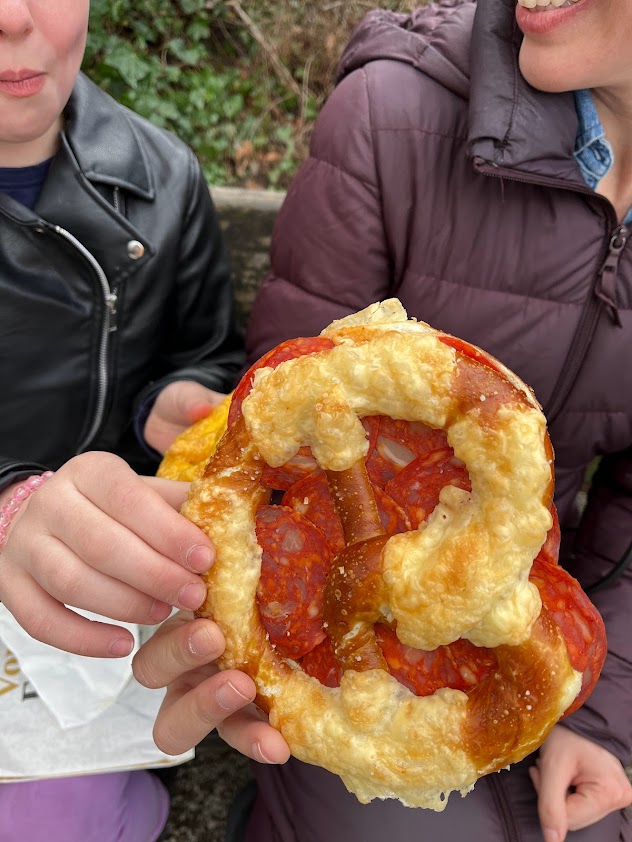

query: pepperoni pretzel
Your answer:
[178,300,606,810]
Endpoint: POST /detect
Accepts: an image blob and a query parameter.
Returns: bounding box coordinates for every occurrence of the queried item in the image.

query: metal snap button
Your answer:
[127,240,145,260]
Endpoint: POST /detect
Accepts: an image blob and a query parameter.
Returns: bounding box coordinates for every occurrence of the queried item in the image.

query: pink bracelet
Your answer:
[0,472,54,552]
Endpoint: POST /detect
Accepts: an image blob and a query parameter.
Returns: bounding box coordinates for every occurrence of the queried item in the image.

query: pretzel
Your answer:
[179,300,606,810]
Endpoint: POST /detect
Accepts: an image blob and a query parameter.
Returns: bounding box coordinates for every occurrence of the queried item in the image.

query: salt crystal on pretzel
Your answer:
[180,299,604,810]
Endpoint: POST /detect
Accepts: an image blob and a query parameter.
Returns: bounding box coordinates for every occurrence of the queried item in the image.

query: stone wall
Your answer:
[211,186,286,334]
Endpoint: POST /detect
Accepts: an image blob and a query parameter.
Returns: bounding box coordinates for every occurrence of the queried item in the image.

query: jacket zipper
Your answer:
[545,224,627,424]
[473,158,625,424]
[51,224,118,454]
[477,161,632,592]
[487,774,520,842]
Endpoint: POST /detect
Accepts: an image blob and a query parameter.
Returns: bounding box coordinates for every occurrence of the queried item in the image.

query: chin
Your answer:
[518,45,581,94]
[1,101,60,146]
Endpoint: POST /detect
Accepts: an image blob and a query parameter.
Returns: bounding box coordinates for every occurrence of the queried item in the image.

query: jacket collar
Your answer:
[62,72,155,201]
[468,0,585,186]
[337,0,587,188]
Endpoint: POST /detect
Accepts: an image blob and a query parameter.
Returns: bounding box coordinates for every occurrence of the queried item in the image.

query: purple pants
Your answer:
[246,753,631,842]
[0,770,169,842]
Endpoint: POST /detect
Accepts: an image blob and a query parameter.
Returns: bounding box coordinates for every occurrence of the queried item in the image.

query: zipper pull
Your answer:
[106,291,118,333]
[595,225,627,327]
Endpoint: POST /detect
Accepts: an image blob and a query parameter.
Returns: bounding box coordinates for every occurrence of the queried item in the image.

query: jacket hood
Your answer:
[337,0,584,185]
[336,0,475,100]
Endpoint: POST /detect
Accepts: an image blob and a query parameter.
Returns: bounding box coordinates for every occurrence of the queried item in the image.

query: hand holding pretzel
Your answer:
[170,300,606,809]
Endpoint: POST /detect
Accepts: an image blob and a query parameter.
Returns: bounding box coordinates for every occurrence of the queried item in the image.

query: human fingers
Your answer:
[144,382,226,453]
[49,451,213,566]
[217,706,291,766]
[565,753,632,832]
[29,488,209,613]
[142,476,191,512]
[528,763,541,793]
[152,381,225,426]
[133,615,225,690]
[535,747,575,842]
[151,668,260,756]
[0,568,136,657]
[21,535,172,625]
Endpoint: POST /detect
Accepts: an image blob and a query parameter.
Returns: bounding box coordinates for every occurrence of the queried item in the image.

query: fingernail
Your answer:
[543,830,560,842]
[187,545,214,573]
[178,582,207,610]
[253,741,275,764]
[189,626,218,658]
[216,680,251,711]
[149,600,172,623]
[109,637,133,657]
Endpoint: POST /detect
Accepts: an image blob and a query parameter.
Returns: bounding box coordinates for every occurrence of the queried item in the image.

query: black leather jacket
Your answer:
[0,73,244,489]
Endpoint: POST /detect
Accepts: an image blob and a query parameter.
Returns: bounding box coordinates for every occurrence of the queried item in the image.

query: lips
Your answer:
[0,70,46,97]
[516,0,591,34]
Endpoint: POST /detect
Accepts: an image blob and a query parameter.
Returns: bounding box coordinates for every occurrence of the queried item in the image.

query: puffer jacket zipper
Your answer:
[487,774,520,842]
[473,158,625,425]
[545,224,627,424]
[49,224,118,454]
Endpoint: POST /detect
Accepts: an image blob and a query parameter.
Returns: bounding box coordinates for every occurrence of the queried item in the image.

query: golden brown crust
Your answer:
[181,300,581,809]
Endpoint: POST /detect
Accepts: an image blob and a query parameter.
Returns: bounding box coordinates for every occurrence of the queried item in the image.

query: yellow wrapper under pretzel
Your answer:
[157,393,231,482]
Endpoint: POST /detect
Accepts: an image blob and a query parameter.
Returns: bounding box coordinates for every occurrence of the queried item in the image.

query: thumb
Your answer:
[536,756,574,842]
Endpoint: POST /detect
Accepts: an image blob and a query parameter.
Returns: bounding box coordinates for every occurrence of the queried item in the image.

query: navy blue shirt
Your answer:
[0,159,53,210]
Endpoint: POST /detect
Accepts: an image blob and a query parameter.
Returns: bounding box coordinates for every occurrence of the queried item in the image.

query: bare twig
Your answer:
[227,0,302,99]
[300,55,314,121]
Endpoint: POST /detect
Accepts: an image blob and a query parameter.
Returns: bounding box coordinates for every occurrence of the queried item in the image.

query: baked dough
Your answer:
[176,300,604,809]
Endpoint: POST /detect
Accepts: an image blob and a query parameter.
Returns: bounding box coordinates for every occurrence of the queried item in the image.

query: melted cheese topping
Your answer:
[243,332,456,471]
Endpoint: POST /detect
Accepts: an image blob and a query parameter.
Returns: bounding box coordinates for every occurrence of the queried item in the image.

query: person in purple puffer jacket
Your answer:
[134,1,632,840]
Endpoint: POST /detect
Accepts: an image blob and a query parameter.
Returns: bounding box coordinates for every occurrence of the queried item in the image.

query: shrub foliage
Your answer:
[83,0,416,188]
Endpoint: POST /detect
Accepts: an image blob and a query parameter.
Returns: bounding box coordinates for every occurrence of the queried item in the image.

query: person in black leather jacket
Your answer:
[0,5,246,654]
[0,3,263,840]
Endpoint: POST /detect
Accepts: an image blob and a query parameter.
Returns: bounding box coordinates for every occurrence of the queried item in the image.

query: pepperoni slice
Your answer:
[255,506,333,659]
[366,418,450,488]
[261,417,379,492]
[376,624,497,696]
[261,448,320,491]
[301,637,342,688]
[375,486,412,536]
[439,334,505,375]
[529,556,606,716]
[282,472,345,554]
[385,450,471,528]
[229,336,335,426]
[282,472,410,557]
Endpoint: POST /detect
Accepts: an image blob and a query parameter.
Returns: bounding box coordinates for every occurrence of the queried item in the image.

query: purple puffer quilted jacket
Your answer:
[245,1,632,839]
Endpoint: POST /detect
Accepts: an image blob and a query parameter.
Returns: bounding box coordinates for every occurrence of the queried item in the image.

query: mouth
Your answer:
[518,0,579,6]
[0,68,43,82]
[516,0,590,33]
[0,71,46,98]
[517,0,580,7]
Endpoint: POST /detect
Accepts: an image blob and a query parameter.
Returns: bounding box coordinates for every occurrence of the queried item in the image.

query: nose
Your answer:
[0,1,34,38]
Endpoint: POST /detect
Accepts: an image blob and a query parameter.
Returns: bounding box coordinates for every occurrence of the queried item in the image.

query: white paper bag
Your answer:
[0,607,193,781]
